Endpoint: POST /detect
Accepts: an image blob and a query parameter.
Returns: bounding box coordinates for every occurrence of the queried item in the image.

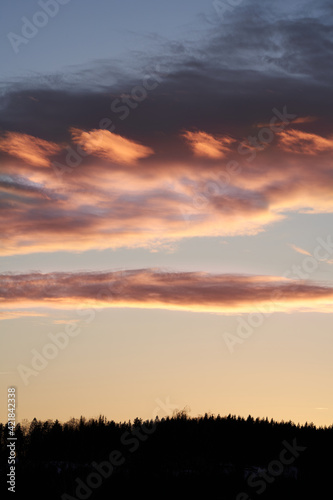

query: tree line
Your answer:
[1,412,332,499]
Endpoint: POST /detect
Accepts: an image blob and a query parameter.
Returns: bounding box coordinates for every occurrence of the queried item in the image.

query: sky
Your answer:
[1,0,333,427]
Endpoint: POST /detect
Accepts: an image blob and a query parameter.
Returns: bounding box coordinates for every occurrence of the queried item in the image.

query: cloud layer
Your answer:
[1,0,333,256]
[1,119,332,255]
[1,270,333,315]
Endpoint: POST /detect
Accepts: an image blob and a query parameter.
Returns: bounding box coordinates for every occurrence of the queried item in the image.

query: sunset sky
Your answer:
[1,0,333,427]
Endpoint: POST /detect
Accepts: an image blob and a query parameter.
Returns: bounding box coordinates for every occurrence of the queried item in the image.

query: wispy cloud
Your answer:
[289,244,312,256]
[256,116,318,128]
[0,310,49,321]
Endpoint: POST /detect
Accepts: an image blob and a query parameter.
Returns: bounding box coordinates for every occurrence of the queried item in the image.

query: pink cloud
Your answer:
[1,270,333,314]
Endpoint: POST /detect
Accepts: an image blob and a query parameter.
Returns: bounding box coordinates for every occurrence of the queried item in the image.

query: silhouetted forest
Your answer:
[1,411,332,499]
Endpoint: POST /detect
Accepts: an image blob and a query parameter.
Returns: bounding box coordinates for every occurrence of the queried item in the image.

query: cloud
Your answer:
[255,116,318,128]
[182,131,235,158]
[289,244,312,256]
[278,130,333,154]
[70,128,154,164]
[1,270,333,315]
[0,132,61,167]
[0,311,48,321]
[0,1,332,255]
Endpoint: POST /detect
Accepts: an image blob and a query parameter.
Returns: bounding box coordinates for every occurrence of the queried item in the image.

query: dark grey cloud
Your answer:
[0,0,332,146]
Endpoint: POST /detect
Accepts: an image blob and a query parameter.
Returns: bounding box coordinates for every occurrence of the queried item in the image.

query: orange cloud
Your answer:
[182,130,235,158]
[256,116,317,128]
[278,129,333,154]
[292,116,318,124]
[1,270,333,315]
[0,311,48,321]
[289,244,312,256]
[70,128,154,164]
[0,132,61,167]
